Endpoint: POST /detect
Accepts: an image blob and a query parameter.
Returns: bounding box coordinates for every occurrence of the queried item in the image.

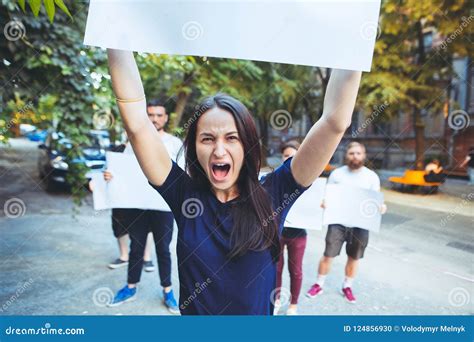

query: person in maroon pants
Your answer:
[274,140,307,315]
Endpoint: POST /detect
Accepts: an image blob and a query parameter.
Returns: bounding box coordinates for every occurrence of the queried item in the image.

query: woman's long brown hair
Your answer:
[183,93,280,260]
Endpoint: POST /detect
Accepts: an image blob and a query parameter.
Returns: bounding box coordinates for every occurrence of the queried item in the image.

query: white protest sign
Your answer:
[84,0,381,71]
[92,152,171,211]
[91,172,108,210]
[284,178,326,230]
[322,183,383,232]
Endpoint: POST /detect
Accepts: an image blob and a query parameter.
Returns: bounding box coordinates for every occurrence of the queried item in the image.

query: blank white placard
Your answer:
[92,152,171,211]
[84,0,381,71]
[284,178,327,230]
[322,183,384,232]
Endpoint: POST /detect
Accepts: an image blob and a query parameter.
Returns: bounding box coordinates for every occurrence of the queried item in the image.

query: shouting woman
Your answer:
[107,49,361,315]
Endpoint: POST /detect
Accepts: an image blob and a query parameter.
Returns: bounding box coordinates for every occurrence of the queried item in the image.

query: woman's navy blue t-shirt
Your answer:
[149,156,309,315]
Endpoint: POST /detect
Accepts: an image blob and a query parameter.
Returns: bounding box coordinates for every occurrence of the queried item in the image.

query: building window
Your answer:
[423,31,433,52]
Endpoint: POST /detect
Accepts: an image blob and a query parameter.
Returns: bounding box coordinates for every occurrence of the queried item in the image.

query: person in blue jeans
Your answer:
[107,48,362,314]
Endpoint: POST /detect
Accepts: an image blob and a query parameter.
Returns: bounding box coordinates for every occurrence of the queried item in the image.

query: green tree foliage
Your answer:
[1,0,314,201]
[1,0,113,203]
[359,0,473,169]
[1,0,472,204]
[17,0,72,22]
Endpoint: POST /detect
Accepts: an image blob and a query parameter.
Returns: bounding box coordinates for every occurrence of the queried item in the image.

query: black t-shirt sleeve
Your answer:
[148,161,192,222]
[260,157,311,231]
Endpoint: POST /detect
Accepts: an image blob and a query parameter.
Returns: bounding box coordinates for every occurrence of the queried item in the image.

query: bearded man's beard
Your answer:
[347,159,364,170]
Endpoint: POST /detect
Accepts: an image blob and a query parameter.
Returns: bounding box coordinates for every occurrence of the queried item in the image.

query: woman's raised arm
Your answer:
[107,49,172,186]
[291,69,362,187]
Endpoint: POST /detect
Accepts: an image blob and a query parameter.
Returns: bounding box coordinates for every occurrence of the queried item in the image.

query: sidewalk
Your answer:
[378,170,474,218]
[1,139,472,316]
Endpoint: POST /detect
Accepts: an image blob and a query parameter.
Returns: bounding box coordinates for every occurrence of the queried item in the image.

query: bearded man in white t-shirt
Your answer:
[306,142,387,304]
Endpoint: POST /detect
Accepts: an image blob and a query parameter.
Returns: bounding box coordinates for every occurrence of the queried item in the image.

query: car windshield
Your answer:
[50,131,109,157]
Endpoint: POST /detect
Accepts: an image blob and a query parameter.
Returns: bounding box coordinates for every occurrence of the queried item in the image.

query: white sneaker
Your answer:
[108,258,129,269]
[273,300,281,315]
[286,307,298,315]
[143,261,155,272]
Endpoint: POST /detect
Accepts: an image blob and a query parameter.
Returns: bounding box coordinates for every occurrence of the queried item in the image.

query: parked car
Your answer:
[26,129,48,142]
[19,124,37,136]
[38,130,109,191]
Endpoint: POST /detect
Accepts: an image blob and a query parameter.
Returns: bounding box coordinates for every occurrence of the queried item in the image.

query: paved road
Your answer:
[1,139,473,315]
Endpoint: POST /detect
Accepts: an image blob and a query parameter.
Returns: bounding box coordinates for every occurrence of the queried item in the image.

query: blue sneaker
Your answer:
[163,289,180,314]
[107,285,137,307]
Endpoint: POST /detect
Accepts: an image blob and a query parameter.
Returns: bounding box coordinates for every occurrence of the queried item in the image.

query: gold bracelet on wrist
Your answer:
[115,95,146,103]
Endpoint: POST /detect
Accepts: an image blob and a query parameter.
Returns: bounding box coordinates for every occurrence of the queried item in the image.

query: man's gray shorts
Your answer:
[323,224,369,260]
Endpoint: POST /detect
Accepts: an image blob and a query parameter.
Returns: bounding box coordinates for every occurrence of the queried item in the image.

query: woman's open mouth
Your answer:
[211,163,231,182]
